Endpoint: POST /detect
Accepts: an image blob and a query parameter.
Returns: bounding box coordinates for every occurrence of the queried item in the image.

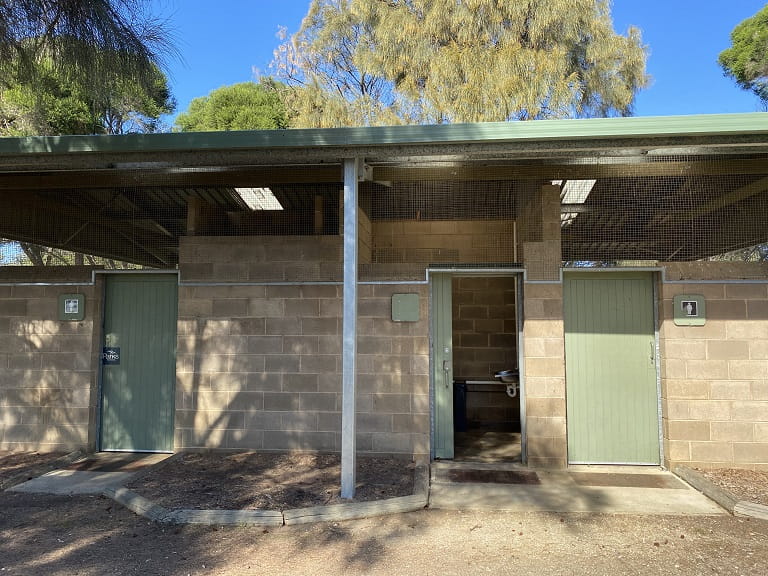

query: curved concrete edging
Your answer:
[103,464,430,527]
[674,466,768,521]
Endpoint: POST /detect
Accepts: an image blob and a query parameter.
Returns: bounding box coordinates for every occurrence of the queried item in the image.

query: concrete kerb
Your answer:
[674,466,768,521]
[0,448,86,491]
[104,463,430,527]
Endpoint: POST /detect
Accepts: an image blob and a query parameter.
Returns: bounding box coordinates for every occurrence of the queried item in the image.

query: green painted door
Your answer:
[564,272,659,464]
[101,275,178,452]
[432,273,454,459]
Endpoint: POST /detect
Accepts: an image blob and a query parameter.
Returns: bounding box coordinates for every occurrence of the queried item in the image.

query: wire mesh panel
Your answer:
[558,155,768,266]
[361,179,518,281]
[1,150,767,281]
[0,167,342,281]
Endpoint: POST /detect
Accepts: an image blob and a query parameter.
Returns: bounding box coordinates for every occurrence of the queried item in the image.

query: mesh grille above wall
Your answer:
[1,151,767,280]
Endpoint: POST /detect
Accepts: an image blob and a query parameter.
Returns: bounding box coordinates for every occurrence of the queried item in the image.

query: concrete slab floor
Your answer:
[429,463,726,515]
[7,470,137,495]
[6,452,173,496]
[5,454,726,517]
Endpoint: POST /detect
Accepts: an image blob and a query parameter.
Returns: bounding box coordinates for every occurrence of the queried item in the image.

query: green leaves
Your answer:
[0,1,175,95]
[0,1,176,136]
[174,81,289,132]
[719,6,768,105]
[0,58,174,135]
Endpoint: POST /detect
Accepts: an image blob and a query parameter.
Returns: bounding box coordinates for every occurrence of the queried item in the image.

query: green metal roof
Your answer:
[1,113,767,156]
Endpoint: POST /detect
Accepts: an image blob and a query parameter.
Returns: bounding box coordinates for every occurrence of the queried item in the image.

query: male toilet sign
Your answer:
[682,300,698,316]
[673,294,705,326]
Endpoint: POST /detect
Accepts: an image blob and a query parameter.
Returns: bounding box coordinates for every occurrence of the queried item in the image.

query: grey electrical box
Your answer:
[392,293,419,322]
[59,293,85,321]
[673,294,705,326]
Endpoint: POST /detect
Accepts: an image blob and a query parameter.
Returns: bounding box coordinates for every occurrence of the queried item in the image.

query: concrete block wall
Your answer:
[522,282,567,468]
[371,219,516,264]
[175,282,343,452]
[0,267,100,451]
[357,284,430,457]
[452,276,519,429]
[518,184,562,282]
[176,237,429,458]
[660,263,768,470]
[179,236,343,283]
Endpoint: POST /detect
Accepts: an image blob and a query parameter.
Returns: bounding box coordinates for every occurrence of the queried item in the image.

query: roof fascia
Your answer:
[0,113,766,157]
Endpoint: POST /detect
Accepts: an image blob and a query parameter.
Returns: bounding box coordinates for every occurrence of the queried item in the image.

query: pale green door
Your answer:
[432,273,454,459]
[101,275,177,452]
[564,272,659,464]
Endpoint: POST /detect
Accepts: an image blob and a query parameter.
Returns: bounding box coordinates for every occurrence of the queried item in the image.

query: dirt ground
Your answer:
[2,492,768,575]
[0,451,68,490]
[695,468,768,506]
[125,452,416,510]
[2,452,768,575]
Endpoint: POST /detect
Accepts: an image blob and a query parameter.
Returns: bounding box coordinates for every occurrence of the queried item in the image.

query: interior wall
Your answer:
[452,276,519,430]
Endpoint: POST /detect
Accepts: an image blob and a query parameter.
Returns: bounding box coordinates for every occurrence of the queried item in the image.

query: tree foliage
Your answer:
[0,0,174,96]
[719,5,768,105]
[175,80,289,132]
[0,58,174,136]
[0,1,175,264]
[273,0,649,127]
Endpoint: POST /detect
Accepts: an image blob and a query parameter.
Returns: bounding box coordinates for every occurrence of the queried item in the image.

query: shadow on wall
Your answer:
[0,285,96,451]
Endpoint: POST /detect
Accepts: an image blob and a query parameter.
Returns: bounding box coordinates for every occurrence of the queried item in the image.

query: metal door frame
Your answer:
[428,267,526,463]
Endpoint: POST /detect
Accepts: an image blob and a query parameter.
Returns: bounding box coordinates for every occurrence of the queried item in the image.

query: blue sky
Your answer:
[157,1,768,122]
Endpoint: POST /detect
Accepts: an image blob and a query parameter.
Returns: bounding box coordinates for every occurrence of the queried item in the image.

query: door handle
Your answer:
[443,359,450,387]
[649,341,655,366]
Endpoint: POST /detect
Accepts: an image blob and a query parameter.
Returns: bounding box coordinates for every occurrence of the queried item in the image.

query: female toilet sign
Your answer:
[673,294,706,326]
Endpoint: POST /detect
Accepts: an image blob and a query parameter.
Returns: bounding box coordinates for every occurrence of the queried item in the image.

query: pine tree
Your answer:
[273,0,649,127]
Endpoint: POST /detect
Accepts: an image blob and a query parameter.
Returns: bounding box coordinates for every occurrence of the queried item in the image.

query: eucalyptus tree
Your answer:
[719,5,768,106]
[273,0,649,127]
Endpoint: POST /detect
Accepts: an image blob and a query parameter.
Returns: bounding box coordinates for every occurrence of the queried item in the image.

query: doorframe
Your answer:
[95,270,179,453]
[428,267,527,463]
[561,268,664,466]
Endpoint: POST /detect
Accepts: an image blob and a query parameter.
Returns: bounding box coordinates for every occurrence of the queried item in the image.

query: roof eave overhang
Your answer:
[0,113,767,173]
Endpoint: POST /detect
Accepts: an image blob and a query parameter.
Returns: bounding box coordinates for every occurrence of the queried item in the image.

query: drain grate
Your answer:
[444,469,540,485]
[570,473,686,489]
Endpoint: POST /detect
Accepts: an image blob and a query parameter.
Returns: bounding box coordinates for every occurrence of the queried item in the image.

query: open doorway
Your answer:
[432,272,524,463]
